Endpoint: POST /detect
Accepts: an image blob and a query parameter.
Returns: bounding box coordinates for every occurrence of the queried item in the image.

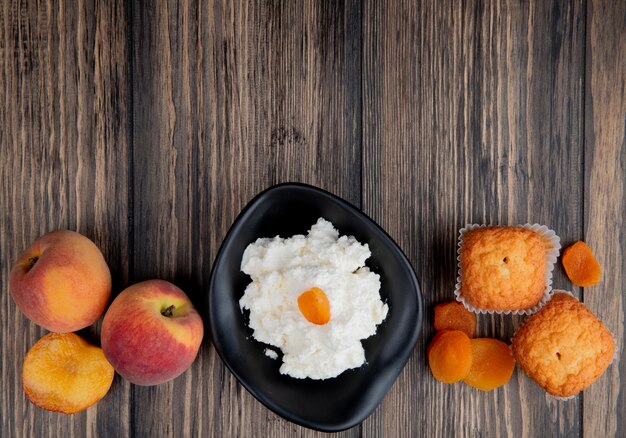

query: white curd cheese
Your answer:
[239,218,389,380]
[264,348,278,360]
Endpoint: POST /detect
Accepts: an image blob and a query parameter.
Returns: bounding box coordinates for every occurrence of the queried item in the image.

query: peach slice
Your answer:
[22,333,114,413]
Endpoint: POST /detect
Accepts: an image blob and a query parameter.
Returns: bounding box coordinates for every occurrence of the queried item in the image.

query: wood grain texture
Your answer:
[0,0,131,437]
[583,0,626,436]
[2,0,624,436]
[131,0,361,436]
[362,1,585,436]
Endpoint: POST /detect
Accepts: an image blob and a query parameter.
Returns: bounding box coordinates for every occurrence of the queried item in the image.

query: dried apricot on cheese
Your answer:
[434,301,477,337]
[428,330,473,383]
[22,333,114,414]
[562,241,601,287]
[463,338,515,391]
[297,287,331,325]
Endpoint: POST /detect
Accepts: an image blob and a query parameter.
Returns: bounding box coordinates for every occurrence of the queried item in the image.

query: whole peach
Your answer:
[101,280,204,385]
[10,230,112,332]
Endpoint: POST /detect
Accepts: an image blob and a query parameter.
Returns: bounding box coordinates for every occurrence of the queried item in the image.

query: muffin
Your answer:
[458,226,547,312]
[512,292,615,398]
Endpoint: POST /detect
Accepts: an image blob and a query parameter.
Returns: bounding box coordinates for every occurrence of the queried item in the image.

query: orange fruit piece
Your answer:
[463,338,515,391]
[562,241,601,287]
[297,287,331,325]
[22,333,114,413]
[434,301,476,337]
[428,330,473,383]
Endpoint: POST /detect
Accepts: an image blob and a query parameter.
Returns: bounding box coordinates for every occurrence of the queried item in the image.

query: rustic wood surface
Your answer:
[1,1,624,437]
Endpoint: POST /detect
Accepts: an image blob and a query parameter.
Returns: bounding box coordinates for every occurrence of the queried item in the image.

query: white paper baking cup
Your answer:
[454,223,561,315]
[550,393,578,401]
[510,290,618,401]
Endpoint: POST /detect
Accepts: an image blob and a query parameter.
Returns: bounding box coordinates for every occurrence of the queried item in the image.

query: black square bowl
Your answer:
[207,183,422,432]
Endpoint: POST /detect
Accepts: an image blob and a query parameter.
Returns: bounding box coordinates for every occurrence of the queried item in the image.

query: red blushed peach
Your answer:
[10,230,112,333]
[101,280,204,386]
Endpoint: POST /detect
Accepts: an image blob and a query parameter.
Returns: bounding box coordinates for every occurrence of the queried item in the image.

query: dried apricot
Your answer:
[22,333,114,413]
[434,301,476,337]
[562,241,601,287]
[463,338,515,391]
[428,330,473,383]
[298,287,331,325]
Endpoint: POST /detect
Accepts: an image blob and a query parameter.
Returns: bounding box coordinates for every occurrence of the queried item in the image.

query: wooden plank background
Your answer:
[1,0,624,437]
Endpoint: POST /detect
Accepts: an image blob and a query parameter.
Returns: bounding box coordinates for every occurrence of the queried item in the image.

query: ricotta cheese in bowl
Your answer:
[239,218,389,380]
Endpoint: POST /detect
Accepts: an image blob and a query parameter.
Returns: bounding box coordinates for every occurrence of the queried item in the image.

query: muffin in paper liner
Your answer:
[510,291,618,400]
[454,223,561,315]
